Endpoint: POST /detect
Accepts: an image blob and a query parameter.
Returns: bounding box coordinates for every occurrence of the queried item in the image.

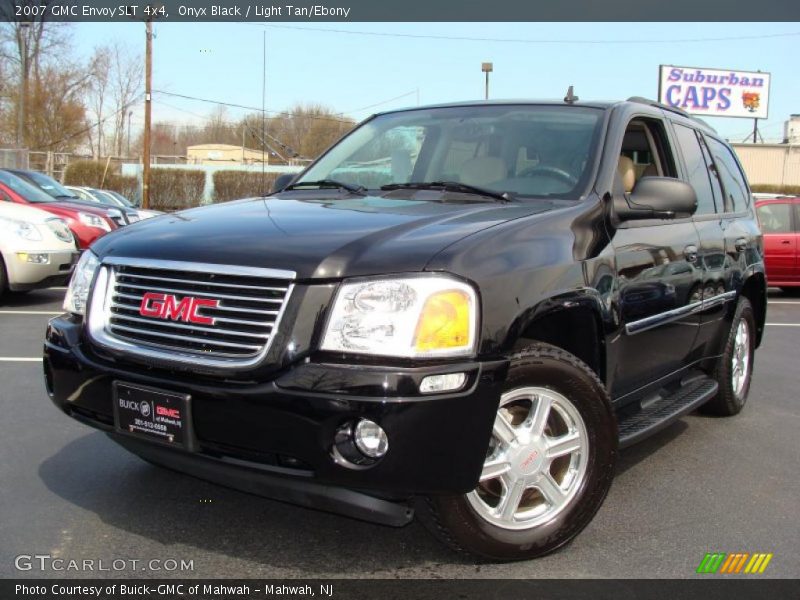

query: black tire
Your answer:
[418,343,617,561]
[701,297,756,416]
[0,255,8,299]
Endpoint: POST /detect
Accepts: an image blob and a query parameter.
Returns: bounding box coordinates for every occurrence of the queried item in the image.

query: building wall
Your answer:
[731,144,800,188]
[186,144,268,166]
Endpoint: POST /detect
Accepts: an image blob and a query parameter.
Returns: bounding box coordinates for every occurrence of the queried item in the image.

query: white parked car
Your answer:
[0,202,78,297]
[65,186,162,221]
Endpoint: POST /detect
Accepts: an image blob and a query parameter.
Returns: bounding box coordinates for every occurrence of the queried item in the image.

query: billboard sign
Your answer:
[658,65,770,119]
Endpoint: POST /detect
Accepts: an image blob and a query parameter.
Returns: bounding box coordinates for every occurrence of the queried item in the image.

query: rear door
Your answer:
[756,200,796,284]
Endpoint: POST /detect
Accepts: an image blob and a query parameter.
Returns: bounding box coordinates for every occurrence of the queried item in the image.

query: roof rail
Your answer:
[626,96,689,117]
[626,96,717,133]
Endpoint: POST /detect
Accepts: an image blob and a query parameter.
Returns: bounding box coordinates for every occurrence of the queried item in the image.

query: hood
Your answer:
[91,194,555,280]
[0,201,64,224]
[48,199,116,216]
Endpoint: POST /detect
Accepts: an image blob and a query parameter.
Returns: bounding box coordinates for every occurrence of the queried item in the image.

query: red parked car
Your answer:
[754,195,800,292]
[0,170,118,250]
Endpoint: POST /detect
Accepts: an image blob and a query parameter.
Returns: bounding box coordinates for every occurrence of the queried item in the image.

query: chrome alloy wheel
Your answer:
[731,319,751,399]
[467,387,589,530]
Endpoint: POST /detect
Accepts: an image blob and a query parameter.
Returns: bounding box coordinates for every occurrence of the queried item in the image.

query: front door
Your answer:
[610,117,703,398]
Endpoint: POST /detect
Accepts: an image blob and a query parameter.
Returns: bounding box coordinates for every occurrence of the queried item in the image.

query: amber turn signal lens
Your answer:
[413,290,472,352]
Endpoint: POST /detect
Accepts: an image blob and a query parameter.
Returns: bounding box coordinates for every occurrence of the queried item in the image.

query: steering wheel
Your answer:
[518,165,578,185]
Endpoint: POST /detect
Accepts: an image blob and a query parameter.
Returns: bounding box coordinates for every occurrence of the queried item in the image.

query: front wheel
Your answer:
[419,343,617,561]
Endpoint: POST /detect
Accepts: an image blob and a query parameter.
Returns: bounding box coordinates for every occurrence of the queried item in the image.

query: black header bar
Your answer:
[1,0,799,22]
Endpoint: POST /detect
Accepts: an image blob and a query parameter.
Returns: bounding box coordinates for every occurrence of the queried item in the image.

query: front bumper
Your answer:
[44,315,507,523]
[3,249,77,291]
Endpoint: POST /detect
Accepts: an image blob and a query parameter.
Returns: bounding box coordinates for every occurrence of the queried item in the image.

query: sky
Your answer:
[70,21,800,143]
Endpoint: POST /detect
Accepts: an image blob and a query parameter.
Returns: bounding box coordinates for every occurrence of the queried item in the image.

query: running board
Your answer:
[617,377,719,448]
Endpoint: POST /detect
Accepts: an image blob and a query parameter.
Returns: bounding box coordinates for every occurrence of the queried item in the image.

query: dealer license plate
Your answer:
[113,382,191,448]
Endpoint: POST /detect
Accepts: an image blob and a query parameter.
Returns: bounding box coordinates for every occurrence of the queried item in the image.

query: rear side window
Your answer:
[756,203,792,233]
[673,124,717,215]
[706,138,750,213]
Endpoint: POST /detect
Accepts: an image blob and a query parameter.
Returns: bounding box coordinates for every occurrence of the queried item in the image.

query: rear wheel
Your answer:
[419,343,617,561]
[701,297,755,416]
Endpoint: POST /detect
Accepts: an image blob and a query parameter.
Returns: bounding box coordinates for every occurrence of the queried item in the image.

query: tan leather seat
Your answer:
[641,163,659,178]
[617,155,636,193]
[460,156,506,187]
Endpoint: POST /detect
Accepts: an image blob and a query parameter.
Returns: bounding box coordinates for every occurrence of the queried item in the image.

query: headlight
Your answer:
[78,211,111,231]
[0,217,43,241]
[45,218,74,244]
[63,251,100,315]
[321,275,478,358]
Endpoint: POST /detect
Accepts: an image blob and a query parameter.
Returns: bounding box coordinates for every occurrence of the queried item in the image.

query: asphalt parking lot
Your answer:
[0,288,798,579]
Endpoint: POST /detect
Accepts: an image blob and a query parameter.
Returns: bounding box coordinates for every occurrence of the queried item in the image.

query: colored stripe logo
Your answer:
[697,552,773,574]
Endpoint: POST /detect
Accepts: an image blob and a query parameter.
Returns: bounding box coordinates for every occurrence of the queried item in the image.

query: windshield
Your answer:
[105,190,134,207]
[21,171,77,199]
[85,189,117,206]
[297,105,604,199]
[0,170,58,204]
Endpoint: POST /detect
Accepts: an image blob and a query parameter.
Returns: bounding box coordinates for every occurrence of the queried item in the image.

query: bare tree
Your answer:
[108,43,142,156]
[85,46,111,157]
[0,4,72,147]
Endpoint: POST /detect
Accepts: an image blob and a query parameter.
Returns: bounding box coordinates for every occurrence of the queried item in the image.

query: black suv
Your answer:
[45,98,765,561]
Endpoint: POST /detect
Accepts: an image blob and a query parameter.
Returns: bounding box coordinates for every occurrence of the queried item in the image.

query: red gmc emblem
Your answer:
[139,292,219,325]
[156,405,181,419]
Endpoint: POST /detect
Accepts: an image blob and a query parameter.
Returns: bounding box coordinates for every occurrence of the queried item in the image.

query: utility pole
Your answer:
[142,20,153,209]
[16,22,30,149]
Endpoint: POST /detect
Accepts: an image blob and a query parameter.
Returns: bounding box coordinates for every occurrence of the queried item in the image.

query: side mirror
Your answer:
[272,173,297,193]
[614,177,697,221]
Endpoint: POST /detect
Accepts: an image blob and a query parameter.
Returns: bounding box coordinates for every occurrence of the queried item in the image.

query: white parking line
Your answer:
[0,357,42,362]
[765,323,800,327]
[0,311,61,315]
[768,301,800,305]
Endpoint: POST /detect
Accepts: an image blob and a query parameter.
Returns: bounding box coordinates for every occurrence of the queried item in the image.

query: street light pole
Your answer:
[481,62,493,100]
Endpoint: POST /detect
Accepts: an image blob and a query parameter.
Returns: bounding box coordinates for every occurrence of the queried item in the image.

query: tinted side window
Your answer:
[795,204,800,233]
[673,124,717,214]
[756,203,792,234]
[706,138,749,213]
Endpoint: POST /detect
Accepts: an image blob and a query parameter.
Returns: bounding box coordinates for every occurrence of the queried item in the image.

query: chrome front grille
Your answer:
[87,258,295,367]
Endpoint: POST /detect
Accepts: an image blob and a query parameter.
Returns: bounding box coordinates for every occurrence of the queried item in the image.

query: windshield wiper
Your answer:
[380,181,513,202]
[285,179,367,196]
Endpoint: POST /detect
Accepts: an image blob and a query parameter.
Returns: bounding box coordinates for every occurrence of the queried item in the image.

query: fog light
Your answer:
[354,419,389,458]
[419,372,466,394]
[17,252,49,264]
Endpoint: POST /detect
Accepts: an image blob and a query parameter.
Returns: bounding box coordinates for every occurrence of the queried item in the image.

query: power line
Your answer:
[41,95,143,149]
[152,99,302,158]
[259,24,800,46]
[152,90,355,124]
[346,90,418,114]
